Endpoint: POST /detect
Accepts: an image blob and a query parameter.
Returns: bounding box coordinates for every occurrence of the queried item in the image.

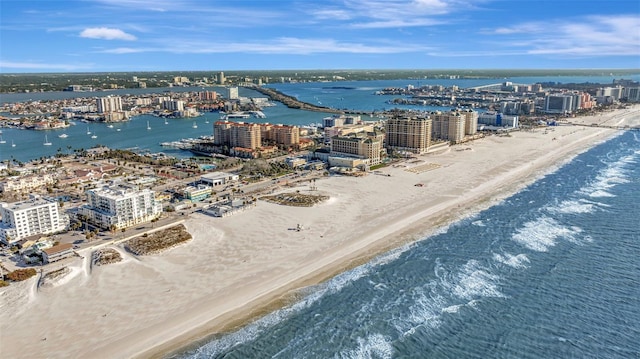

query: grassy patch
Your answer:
[92,248,123,266]
[260,192,329,207]
[7,268,37,282]
[125,224,192,255]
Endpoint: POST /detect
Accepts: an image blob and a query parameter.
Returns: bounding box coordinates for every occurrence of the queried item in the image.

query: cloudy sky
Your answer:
[1,0,639,73]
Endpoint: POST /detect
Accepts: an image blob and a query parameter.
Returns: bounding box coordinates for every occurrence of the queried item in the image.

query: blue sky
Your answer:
[1,0,639,73]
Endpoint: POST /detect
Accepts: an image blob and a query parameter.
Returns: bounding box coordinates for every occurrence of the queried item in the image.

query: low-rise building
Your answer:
[0,174,55,193]
[478,112,519,128]
[42,243,74,263]
[181,185,212,202]
[200,172,240,186]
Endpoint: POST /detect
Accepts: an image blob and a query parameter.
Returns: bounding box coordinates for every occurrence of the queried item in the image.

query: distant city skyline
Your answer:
[1,0,639,73]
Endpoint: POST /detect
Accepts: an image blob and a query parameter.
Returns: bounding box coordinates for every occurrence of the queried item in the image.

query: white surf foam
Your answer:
[452,260,505,300]
[340,333,394,359]
[579,151,636,198]
[546,199,596,214]
[472,220,486,227]
[492,252,530,269]
[512,216,582,252]
[397,258,505,337]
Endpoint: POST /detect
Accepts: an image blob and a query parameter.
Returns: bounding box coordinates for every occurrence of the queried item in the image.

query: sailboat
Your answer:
[192,121,198,129]
[164,118,169,125]
[91,132,98,139]
[0,136,6,144]
[86,126,91,135]
[58,133,68,138]
[147,121,151,130]
[11,140,15,147]
[43,135,52,146]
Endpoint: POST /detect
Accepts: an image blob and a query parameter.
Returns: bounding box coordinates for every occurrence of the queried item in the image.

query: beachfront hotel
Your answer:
[478,112,519,128]
[330,130,385,166]
[79,183,162,230]
[385,115,432,154]
[0,196,69,245]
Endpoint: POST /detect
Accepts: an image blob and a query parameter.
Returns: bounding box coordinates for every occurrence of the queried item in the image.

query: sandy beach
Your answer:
[1,106,639,359]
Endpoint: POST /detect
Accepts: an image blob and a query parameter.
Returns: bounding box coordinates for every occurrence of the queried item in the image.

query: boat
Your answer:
[165,119,169,125]
[107,124,114,128]
[91,133,98,139]
[86,126,91,135]
[11,140,15,147]
[116,128,121,132]
[58,133,68,138]
[0,136,5,144]
[43,135,52,146]
[220,112,251,120]
[192,121,198,129]
[147,121,151,130]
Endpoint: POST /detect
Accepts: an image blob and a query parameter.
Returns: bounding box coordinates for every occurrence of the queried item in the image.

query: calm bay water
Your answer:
[172,130,640,358]
[3,74,640,163]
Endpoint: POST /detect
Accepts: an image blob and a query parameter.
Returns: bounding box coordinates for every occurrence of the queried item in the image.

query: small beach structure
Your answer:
[42,243,74,264]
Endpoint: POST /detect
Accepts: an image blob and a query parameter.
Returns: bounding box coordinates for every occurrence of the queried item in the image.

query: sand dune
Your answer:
[0,107,637,359]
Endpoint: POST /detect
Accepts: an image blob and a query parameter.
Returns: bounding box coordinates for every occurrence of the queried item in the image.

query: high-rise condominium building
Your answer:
[214,121,262,149]
[459,109,478,135]
[227,87,239,100]
[431,111,466,144]
[385,116,432,154]
[96,96,123,114]
[260,124,300,148]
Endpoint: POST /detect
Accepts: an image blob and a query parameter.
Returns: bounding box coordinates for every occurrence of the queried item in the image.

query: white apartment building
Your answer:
[79,184,162,230]
[163,100,185,112]
[0,197,69,245]
[478,112,519,128]
[96,96,123,114]
[227,87,239,100]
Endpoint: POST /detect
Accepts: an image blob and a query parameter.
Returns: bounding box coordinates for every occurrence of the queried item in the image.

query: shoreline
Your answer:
[146,123,626,359]
[1,106,638,359]
[135,117,632,358]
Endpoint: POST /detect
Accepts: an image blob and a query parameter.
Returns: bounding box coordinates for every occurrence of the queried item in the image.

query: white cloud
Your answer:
[308,0,479,28]
[80,27,137,41]
[485,14,640,57]
[99,37,430,55]
[92,0,175,12]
